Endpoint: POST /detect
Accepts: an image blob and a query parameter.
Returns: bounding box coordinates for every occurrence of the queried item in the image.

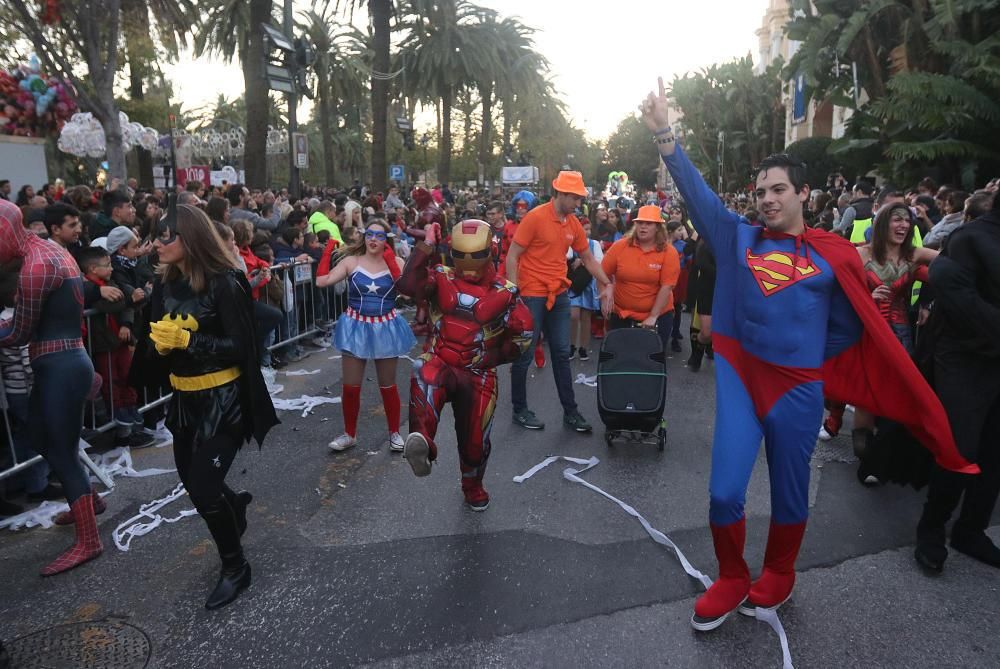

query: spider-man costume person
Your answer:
[0,199,101,576]
[640,79,976,632]
[396,219,533,510]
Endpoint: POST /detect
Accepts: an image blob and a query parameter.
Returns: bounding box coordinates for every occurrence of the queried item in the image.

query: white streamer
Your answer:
[574,373,598,387]
[284,369,321,376]
[514,456,794,669]
[0,447,175,532]
[270,394,342,417]
[112,482,198,552]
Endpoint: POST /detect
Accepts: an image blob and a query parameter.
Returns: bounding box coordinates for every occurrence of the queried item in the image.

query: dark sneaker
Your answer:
[512,408,545,430]
[670,339,682,353]
[563,410,592,433]
[128,431,156,448]
[578,347,590,361]
[26,483,65,503]
[569,345,576,359]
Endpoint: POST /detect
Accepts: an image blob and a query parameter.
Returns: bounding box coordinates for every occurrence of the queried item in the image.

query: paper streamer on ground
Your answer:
[284,369,321,376]
[514,455,793,669]
[112,482,198,552]
[573,373,597,387]
[1,447,175,531]
[271,394,342,417]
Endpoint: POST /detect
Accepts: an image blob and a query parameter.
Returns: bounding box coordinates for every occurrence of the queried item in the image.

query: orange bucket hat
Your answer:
[551,171,588,197]
[633,204,665,224]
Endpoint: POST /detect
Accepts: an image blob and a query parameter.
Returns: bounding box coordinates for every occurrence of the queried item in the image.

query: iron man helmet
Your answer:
[450,219,492,279]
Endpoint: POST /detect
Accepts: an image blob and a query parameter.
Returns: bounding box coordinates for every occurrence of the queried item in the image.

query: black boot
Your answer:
[200,497,252,610]
[223,485,254,537]
[687,339,705,372]
[950,464,1000,568]
[914,467,966,573]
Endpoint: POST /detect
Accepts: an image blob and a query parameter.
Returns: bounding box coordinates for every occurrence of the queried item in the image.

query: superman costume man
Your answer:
[639,79,977,631]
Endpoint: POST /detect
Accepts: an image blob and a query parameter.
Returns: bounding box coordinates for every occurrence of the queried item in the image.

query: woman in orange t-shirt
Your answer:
[600,205,680,351]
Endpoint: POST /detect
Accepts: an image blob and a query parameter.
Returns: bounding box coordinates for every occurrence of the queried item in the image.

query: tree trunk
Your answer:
[370,0,391,193]
[121,0,154,187]
[317,56,335,188]
[502,96,512,156]
[243,0,271,188]
[479,84,493,183]
[438,84,452,185]
[94,98,127,183]
[861,25,886,100]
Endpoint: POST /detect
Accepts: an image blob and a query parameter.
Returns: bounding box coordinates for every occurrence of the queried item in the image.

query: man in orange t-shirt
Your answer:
[601,204,681,350]
[505,171,613,432]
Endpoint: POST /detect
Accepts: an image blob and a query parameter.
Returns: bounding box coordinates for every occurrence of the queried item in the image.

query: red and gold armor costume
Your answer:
[396,221,533,507]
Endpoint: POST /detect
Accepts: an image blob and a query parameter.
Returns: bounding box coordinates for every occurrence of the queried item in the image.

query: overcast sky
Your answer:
[164,0,770,141]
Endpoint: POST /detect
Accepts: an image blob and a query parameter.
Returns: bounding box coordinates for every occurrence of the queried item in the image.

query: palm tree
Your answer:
[299,7,370,188]
[335,0,394,192]
[195,0,273,188]
[472,14,547,185]
[399,0,496,185]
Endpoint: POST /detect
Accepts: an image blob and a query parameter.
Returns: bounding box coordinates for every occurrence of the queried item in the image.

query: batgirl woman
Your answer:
[150,200,278,609]
[316,217,416,452]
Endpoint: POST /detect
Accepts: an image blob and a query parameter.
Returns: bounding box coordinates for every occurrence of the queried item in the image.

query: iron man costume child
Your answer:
[396,219,533,510]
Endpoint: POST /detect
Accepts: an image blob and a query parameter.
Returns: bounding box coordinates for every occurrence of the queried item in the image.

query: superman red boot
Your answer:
[739,521,806,616]
[691,519,750,631]
[41,494,103,576]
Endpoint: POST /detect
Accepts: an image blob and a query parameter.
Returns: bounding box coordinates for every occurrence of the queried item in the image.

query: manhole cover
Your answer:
[6,621,150,669]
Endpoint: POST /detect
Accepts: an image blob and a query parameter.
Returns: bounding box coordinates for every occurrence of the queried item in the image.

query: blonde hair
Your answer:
[625,222,668,251]
[158,204,240,293]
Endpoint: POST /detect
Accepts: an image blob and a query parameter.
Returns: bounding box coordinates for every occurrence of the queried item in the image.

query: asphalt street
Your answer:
[1,312,998,668]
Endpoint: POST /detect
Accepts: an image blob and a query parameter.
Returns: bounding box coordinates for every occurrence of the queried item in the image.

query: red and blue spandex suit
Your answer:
[662,146,976,620]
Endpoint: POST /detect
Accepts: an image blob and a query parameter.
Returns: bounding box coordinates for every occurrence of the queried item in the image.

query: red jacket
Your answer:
[239,246,271,301]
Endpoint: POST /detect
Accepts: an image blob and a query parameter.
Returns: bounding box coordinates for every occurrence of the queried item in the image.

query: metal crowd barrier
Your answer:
[0,258,343,490]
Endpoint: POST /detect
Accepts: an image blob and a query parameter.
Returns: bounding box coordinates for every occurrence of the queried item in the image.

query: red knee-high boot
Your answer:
[342,384,361,437]
[739,521,806,615]
[691,518,750,631]
[379,385,401,433]
[41,494,103,576]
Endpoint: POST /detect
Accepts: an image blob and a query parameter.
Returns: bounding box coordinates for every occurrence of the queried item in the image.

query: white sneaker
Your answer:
[388,432,405,452]
[818,427,833,441]
[403,432,432,477]
[328,433,357,452]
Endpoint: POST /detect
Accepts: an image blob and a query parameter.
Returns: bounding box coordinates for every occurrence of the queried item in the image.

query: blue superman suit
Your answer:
[663,146,862,624]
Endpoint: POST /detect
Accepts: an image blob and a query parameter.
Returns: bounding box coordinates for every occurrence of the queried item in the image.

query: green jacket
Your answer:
[308,211,343,243]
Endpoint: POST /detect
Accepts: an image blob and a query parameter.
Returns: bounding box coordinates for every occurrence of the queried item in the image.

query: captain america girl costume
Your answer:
[316,219,416,453]
[641,77,976,632]
[334,265,415,359]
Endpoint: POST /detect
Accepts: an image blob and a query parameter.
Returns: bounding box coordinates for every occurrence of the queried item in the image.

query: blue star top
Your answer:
[347,267,398,317]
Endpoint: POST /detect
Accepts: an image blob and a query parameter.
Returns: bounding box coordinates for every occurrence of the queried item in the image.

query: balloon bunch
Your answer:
[0,55,78,137]
[57,111,159,158]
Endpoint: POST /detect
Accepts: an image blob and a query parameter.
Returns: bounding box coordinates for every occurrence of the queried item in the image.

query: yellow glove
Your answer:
[149,320,192,355]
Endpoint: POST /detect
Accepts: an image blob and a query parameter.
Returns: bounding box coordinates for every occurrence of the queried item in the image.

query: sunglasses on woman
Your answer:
[365,229,387,241]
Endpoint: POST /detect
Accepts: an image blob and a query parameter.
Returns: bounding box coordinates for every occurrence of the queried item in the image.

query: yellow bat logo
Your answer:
[165,312,200,332]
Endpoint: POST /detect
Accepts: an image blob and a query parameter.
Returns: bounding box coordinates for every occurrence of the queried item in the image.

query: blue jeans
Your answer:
[511,292,577,414]
[6,392,50,493]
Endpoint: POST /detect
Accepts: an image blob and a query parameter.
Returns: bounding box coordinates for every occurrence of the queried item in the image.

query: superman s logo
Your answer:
[745,249,821,296]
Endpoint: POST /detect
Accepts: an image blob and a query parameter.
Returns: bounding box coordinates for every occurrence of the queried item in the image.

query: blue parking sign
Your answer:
[389,164,405,181]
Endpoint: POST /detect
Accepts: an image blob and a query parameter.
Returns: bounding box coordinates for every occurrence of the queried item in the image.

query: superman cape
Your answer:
[803,227,978,475]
